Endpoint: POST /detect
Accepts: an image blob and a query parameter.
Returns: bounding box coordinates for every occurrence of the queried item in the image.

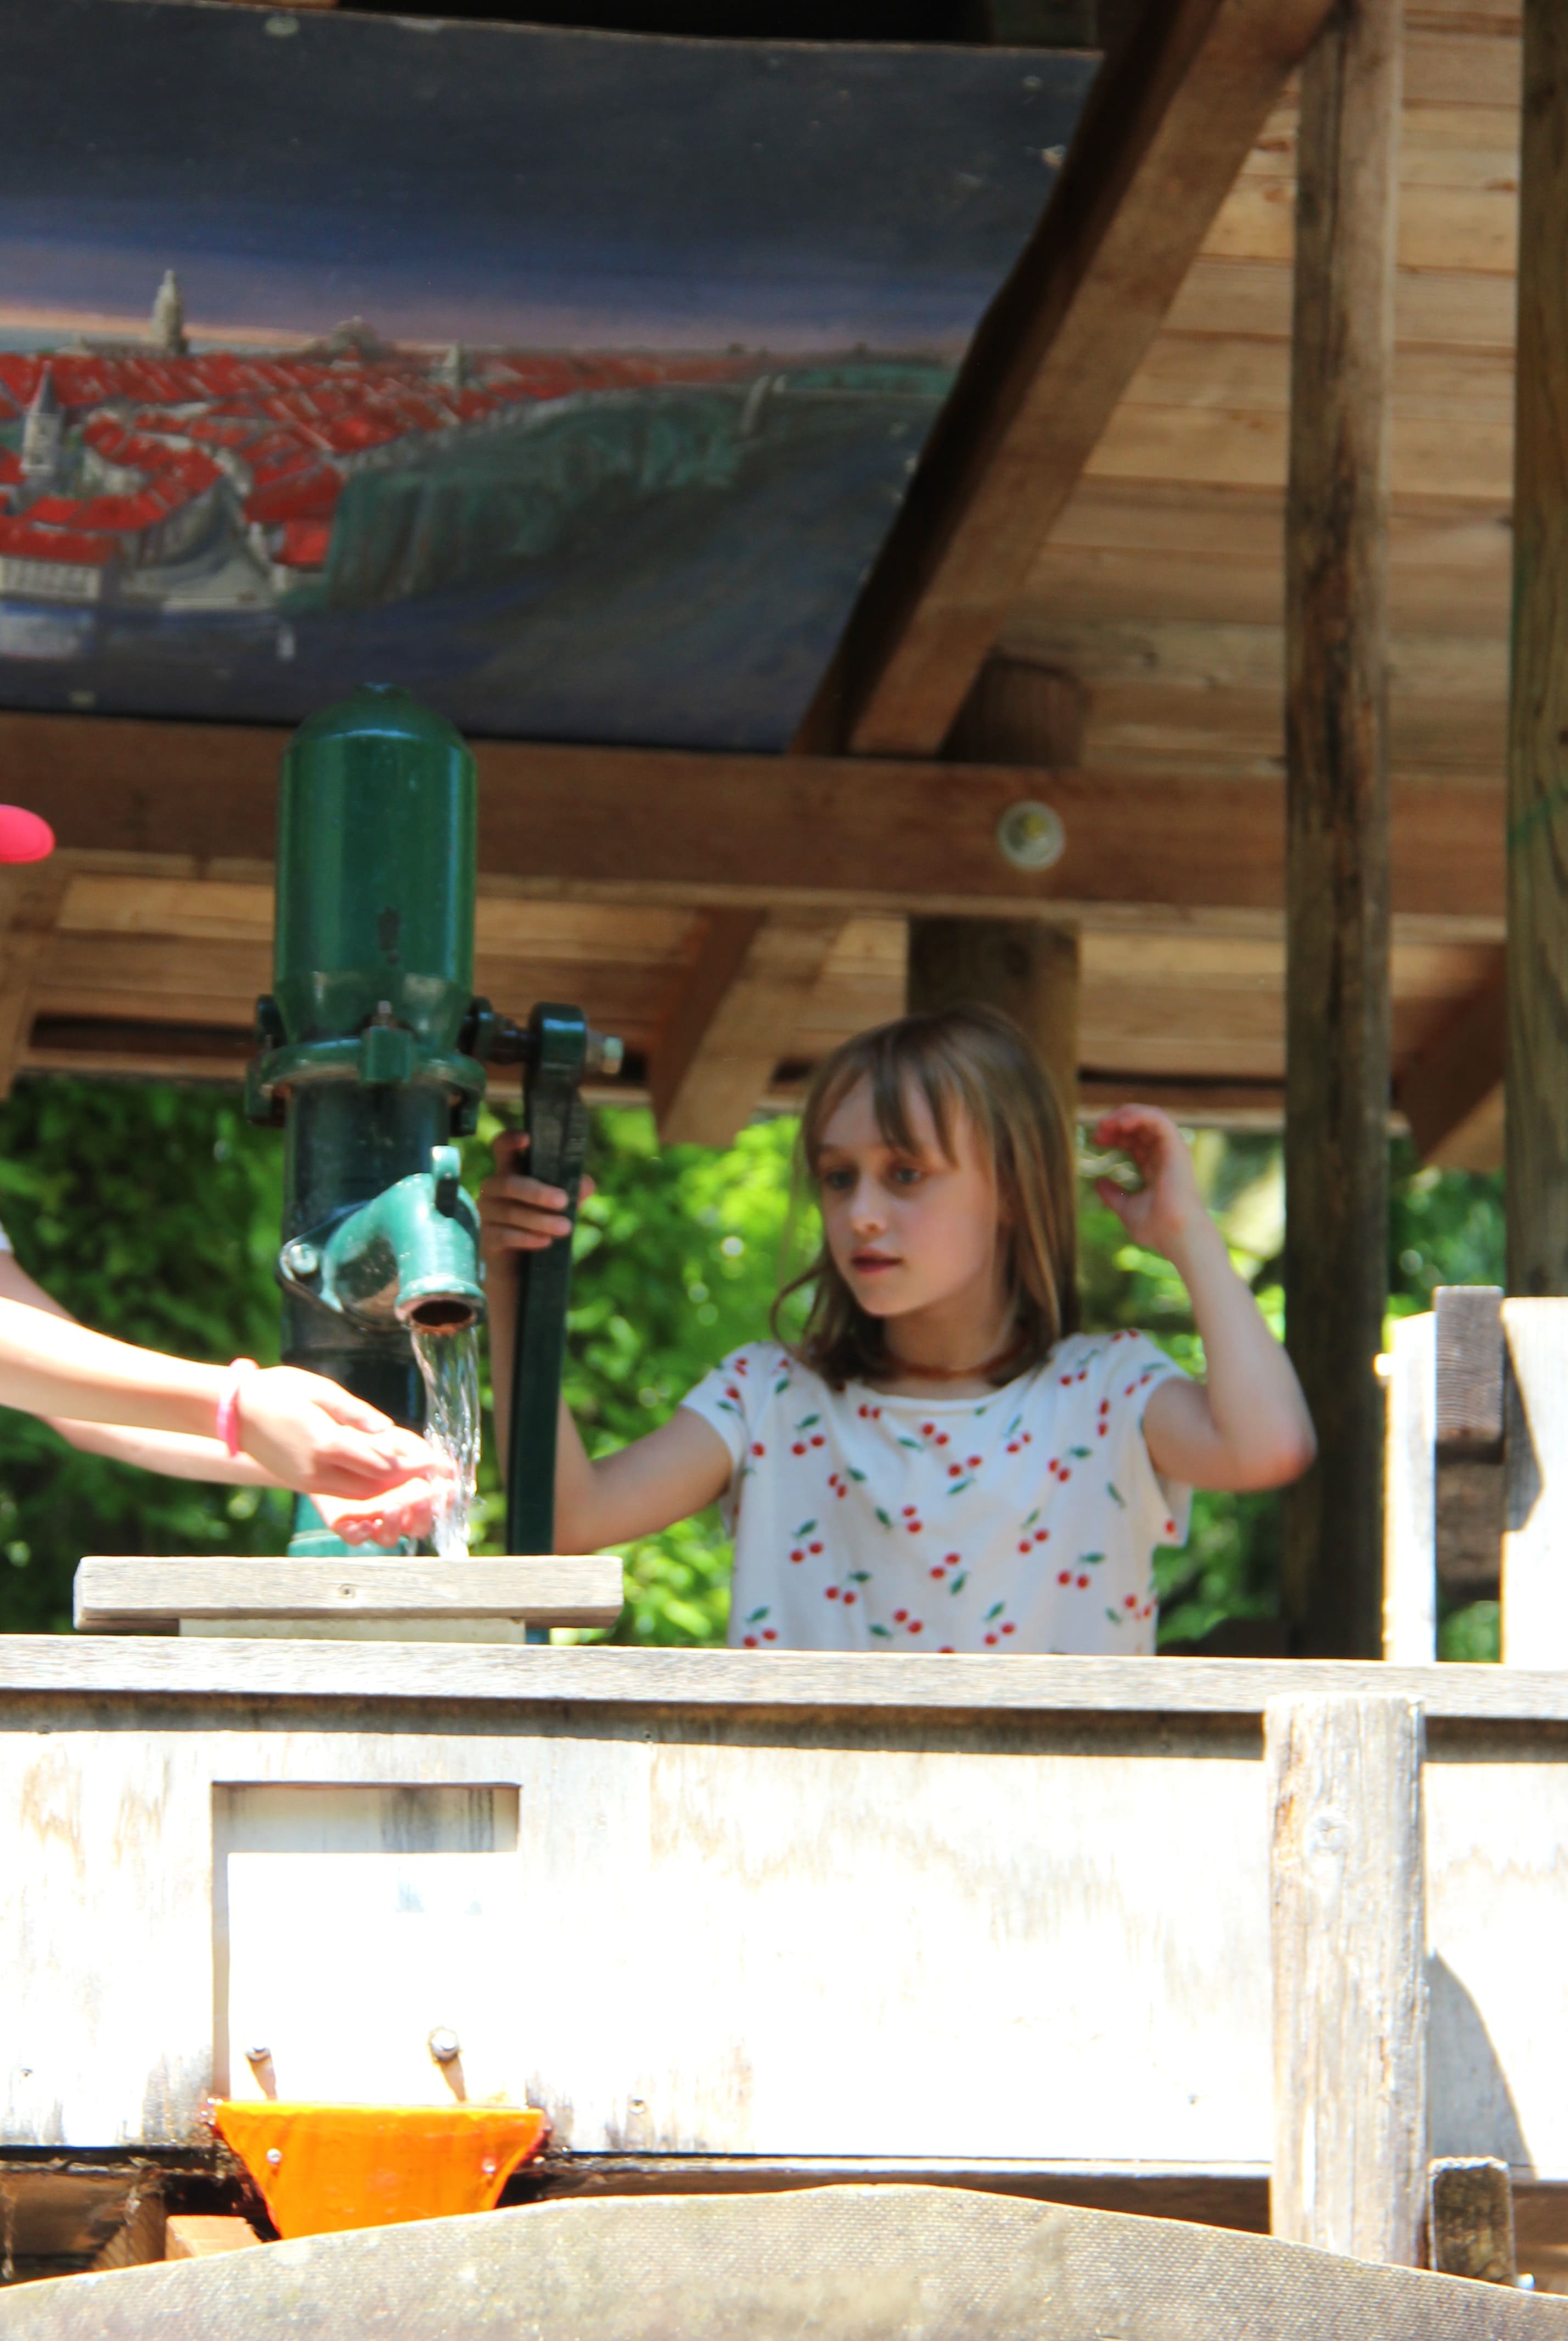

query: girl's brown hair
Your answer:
[774,1004,1080,1390]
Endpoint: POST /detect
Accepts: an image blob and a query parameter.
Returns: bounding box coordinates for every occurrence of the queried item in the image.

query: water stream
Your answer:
[412,1326,481,1561]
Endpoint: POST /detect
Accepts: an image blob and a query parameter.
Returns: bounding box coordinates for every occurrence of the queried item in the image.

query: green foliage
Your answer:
[0,1080,293,1635]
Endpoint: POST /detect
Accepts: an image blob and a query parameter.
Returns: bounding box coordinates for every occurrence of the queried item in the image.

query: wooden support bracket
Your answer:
[651,912,841,1149]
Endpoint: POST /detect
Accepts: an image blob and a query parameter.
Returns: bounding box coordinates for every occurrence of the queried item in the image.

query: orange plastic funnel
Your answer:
[212,2100,549,2238]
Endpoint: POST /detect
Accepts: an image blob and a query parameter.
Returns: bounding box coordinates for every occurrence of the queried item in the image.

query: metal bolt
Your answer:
[586,1029,624,1079]
[246,2045,271,2065]
[428,2027,461,2065]
[280,1239,319,1281]
[266,2147,283,2168]
[481,2158,497,2176]
[996,799,1066,873]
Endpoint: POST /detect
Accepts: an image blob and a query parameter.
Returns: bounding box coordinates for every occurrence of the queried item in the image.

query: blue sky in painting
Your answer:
[0,5,1096,351]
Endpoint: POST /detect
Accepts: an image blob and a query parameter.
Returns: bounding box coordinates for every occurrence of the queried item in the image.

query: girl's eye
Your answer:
[822,1168,855,1193]
[890,1164,923,1188]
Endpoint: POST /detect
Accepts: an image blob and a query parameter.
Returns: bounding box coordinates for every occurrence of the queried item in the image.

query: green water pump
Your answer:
[245,686,620,1559]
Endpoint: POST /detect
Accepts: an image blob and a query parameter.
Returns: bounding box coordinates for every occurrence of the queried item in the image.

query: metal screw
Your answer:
[428,2027,461,2065]
[587,1029,624,1079]
[481,2158,497,2176]
[245,2045,271,2065]
[280,1239,319,1281]
[266,2147,283,2168]
[996,799,1066,873]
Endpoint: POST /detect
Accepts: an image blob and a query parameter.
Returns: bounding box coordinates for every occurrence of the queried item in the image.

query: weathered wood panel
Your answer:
[1267,1695,1426,2263]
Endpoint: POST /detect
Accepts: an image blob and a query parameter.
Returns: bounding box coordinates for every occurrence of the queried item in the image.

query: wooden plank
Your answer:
[1282,0,1401,1660]
[1382,1313,1437,1665]
[1429,2159,1518,2285]
[72,1556,625,1633]
[21,1633,1568,1722]
[1267,1694,1427,2264]
[1501,1298,1568,1663]
[1507,1,1568,1299]
[1435,1285,1505,1593]
[165,2215,265,2261]
[791,0,1338,759]
[652,914,842,1148]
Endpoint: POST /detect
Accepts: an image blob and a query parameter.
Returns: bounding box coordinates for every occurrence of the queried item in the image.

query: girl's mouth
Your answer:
[851,1251,900,1273]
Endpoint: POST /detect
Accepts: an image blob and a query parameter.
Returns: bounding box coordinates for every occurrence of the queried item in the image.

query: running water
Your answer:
[412,1325,481,1560]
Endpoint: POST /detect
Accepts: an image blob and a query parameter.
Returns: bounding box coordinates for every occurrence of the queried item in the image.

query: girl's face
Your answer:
[815,1076,1004,1324]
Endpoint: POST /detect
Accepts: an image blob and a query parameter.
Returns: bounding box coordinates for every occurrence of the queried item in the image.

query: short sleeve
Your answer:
[678,1346,774,1524]
[1095,1333,1192,1551]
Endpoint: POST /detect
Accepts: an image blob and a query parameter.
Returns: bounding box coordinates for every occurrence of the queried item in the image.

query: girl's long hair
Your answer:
[774,1004,1080,1390]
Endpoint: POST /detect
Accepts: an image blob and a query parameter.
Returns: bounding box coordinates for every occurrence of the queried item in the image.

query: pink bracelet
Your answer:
[216,1358,258,1458]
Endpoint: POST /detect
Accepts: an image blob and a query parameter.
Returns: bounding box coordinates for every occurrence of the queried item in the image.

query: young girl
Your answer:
[481,1007,1314,1655]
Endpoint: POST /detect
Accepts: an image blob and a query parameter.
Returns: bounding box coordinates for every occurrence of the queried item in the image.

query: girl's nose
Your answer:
[848,1181,885,1234]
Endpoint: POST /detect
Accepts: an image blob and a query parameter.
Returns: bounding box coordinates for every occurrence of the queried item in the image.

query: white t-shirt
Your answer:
[681,1330,1192,1657]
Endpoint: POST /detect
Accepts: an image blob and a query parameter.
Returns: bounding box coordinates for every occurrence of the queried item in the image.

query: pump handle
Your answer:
[505,1006,589,1616]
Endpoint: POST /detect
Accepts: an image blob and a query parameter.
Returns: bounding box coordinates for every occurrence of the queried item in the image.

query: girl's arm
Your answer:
[0,1270,440,1501]
[1089,1107,1317,1492]
[480,1133,731,1550]
[0,1250,446,1540]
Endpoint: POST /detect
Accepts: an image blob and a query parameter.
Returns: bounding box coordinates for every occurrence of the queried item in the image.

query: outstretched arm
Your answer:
[480,1132,731,1550]
[1089,1107,1317,1493]
[0,1253,443,1507]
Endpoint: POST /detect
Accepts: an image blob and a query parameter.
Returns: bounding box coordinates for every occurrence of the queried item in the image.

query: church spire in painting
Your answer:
[151,268,188,357]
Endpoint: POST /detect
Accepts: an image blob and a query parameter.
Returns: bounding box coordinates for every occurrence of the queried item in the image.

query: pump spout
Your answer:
[289,1146,486,1335]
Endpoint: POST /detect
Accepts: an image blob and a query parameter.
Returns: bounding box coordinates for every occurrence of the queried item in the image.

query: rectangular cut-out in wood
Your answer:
[1267,1695,1427,2265]
[72,1556,623,1633]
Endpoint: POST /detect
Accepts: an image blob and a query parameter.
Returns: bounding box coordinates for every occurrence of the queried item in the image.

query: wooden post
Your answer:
[907,660,1082,1118]
[1382,1313,1436,1665]
[1282,0,1401,1657]
[1508,4,1568,1297]
[1267,1694,1427,2265]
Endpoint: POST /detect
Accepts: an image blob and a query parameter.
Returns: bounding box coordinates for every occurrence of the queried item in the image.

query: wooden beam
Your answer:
[793,0,1338,759]
[1282,0,1401,1661]
[0,867,70,1098]
[1507,1,1568,1298]
[908,660,1083,1115]
[651,914,841,1148]
[1267,1694,1428,2266]
[1500,1298,1568,1665]
[0,712,1506,923]
[1396,962,1505,1165]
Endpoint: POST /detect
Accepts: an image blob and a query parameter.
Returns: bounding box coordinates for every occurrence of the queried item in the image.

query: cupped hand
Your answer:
[479,1130,594,1261]
[314,1459,456,1547]
[1089,1105,1208,1258]
[235,1366,446,1498]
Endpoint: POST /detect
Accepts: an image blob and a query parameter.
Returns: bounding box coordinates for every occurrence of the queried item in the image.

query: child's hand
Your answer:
[235,1367,444,1500]
[1088,1106,1209,1259]
[314,1457,456,1548]
[479,1131,594,1265]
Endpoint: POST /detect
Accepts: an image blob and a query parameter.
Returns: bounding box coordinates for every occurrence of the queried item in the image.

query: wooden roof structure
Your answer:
[0,0,1516,1165]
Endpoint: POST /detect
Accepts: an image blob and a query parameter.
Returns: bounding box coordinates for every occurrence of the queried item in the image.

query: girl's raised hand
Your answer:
[479,1130,594,1260]
[1088,1105,1207,1259]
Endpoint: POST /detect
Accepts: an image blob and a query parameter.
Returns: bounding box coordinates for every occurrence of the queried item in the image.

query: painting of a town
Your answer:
[0,2,1093,751]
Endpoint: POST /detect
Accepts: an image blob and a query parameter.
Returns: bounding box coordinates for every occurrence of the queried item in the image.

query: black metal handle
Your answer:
[505,1005,588,1597]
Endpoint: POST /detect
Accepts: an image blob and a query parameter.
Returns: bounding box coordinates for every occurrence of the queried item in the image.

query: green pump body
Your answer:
[247,685,615,1564]
[249,688,489,1554]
